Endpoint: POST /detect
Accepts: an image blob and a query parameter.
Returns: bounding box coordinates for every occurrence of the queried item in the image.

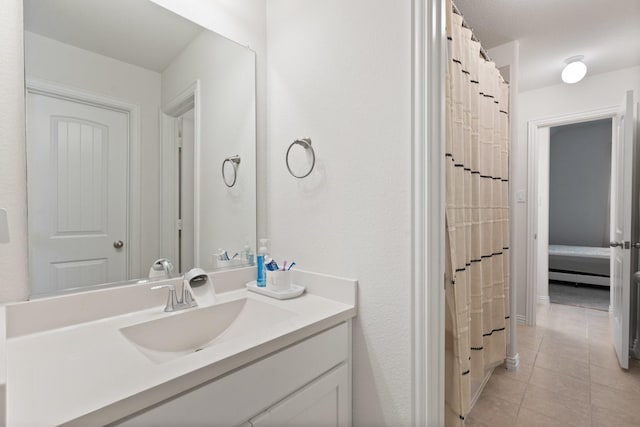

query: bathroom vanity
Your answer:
[5,268,357,426]
[9,1,357,425]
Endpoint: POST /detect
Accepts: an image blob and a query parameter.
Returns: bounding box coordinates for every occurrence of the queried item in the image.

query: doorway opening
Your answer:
[526,106,619,325]
[545,119,612,311]
[527,91,637,370]
[159,80,200,275]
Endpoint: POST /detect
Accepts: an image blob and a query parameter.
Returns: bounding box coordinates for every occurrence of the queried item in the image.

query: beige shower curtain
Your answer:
[444,2,510,426]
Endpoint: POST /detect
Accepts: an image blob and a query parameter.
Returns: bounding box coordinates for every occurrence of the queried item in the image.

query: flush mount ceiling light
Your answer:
[561,55,587,84]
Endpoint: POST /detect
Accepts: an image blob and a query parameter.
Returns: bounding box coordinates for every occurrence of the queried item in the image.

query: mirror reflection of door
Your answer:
[178,109,195,274]
[26,91,129,296]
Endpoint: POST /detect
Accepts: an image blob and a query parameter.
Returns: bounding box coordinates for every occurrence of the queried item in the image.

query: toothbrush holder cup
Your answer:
[267,270,292,291]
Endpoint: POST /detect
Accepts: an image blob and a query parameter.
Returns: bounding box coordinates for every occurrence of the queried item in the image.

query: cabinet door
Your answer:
[250,363,350,427]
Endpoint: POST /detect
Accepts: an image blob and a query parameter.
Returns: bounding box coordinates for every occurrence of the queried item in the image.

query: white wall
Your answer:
[0,0,29,302]
[151,0,268,240]
[515,65,640,317]
[24,31,163,278]
[162,30,256,270]
[266,1,412,425]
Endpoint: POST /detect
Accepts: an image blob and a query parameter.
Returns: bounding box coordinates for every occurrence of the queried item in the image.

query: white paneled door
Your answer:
[610,90,636,369]
[27,92,129,296]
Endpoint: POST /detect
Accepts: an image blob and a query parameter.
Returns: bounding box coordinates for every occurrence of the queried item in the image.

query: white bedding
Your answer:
[548,245,610,259]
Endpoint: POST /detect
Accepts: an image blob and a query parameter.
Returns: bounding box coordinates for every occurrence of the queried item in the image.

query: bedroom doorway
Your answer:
[527,105,618,323]
[527,91,638,369]
[545,119,612,311]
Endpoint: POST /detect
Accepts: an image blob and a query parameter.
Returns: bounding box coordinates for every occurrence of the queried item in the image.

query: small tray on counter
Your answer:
[245,281,305,300]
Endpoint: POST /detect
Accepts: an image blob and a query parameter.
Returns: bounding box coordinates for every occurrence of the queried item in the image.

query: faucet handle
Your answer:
[151,284,178,312]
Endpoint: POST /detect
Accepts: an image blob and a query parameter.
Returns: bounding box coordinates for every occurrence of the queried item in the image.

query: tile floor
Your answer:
[467,303,640,427]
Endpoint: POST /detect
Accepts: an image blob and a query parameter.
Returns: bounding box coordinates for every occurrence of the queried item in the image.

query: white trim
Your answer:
[526,106,618,326]
[526,121,538,326]
[528,107,618,129]
[537,295,551,305]
[411,0,446,425]
[516,314,527,324]
[411,0,426,424]
[160,81,201,267]
[347,318,353,425]
[411,0,426,423]
[25,77,142,281]
[159,113,177,261]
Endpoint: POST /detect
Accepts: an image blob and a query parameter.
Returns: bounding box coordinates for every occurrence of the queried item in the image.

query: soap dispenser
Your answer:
[256,238,269,287]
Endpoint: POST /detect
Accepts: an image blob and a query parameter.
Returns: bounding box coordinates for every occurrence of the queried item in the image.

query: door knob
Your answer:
[633,242,640,249]
[610,241,623,248]
[113,240,124,249]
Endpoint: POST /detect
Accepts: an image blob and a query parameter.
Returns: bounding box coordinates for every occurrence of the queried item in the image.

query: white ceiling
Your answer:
[24,0,203,73]
[455,0,640,92]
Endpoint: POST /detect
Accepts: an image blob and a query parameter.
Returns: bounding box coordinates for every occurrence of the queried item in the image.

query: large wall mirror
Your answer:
[24,0,257,298]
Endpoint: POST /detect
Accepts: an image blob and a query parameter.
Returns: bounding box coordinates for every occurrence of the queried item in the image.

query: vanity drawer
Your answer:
[115,322,349,426]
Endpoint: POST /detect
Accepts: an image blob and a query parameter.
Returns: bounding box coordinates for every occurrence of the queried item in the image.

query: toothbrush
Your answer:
[231,252,239,259]
[282,261,287,271]
[287,262,296,271]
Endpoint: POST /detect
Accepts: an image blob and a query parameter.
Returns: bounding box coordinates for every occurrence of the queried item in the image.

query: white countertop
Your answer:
[6,269,357,426]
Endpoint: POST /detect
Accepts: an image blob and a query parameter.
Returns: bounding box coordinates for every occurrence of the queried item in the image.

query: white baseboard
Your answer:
[516,315,527,324]
[537,295,550,305]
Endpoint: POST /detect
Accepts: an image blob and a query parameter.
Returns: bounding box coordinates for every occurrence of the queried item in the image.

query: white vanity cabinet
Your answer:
[248,363,349,426]
[115,322,351,427]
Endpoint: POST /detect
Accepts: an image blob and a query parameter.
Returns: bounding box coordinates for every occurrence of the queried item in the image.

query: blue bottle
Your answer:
[257,239,269,287]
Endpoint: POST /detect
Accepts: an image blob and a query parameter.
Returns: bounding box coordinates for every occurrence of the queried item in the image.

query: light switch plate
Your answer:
[0,208,9,243]
[516,190,526,203]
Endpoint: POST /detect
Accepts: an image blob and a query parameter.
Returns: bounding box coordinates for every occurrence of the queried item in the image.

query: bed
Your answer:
[548,245,610,287]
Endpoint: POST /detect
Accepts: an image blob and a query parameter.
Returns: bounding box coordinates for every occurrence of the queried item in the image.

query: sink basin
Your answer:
[120,297,296,363]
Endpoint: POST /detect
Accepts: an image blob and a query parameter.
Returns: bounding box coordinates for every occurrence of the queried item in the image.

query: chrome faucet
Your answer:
[149,258,174,280]
[152,279,198,312]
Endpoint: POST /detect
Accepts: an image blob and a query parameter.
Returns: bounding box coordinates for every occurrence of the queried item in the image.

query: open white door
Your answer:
[610,90,636,369]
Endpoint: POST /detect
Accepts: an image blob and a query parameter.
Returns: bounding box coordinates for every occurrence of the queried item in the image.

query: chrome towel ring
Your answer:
[222,155,241,187]
[286,137,315,179]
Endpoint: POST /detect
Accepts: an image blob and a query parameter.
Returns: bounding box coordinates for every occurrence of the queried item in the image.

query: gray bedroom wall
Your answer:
[549,118,612,247]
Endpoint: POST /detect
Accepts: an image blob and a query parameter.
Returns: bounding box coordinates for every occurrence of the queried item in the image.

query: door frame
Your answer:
[412,0,445,425]
[526,106,618,325]
[160,80,201,267]
[25,78,142,282]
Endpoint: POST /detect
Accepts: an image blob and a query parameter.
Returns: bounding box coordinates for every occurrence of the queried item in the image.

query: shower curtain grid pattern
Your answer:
[445,2,511,426]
